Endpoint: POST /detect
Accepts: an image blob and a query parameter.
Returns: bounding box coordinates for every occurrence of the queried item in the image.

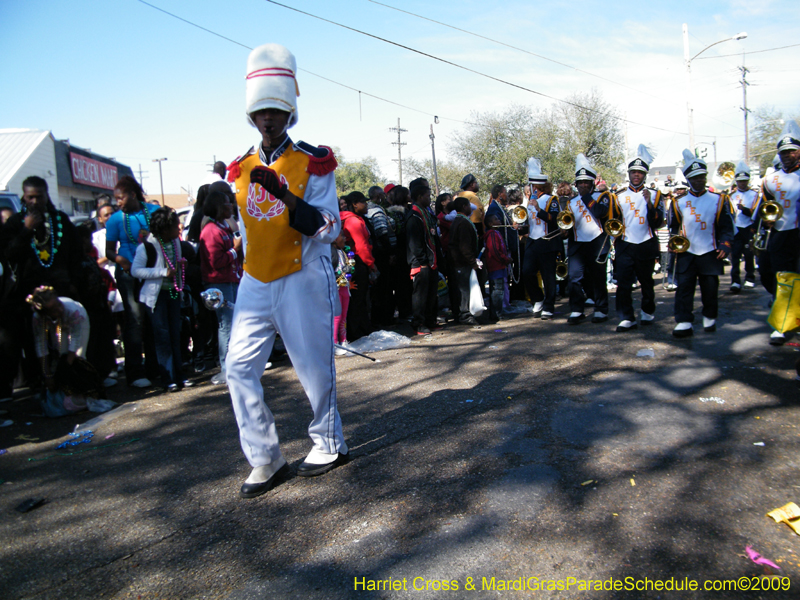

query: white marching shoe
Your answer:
[673,322,693,338]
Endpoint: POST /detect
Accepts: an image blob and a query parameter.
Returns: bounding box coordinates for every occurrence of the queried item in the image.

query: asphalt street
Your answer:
[1,273,799,600]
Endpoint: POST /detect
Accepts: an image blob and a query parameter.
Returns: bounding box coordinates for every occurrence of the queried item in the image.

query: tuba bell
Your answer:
[511,205,529,224]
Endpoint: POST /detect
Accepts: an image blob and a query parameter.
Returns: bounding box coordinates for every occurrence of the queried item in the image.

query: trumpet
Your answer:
[595,218,625,264]
[666,234,691,289]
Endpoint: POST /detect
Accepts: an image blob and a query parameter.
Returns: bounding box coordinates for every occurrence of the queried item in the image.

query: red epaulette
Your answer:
[306,146,338,176]
[226,147,255,183]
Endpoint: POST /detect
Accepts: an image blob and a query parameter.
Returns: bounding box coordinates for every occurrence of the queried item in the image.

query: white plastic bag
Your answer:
[469,269,485,317]
[347,330,412,354]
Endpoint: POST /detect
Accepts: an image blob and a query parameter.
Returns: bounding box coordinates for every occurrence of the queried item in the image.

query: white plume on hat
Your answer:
[628,144,655,172]
[574,153,597,182]
[776,120,800,151]
[734,160,750,181]
[526,157,548,184]
[245,43,299,129]
[681,149,707,177]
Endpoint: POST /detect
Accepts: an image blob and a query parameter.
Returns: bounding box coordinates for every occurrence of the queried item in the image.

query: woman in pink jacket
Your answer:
[199,190,243,385]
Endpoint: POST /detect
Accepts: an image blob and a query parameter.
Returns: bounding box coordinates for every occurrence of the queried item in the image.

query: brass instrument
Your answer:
[668,234,691,252]
[542,202,575,240]
[511,205,529,224]
[666,234,691,288]
[751,200,783,254]
[555,259,568,280]
[595,218,625,264]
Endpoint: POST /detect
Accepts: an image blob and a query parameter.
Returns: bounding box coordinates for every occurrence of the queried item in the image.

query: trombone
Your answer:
[595,218,625,264]
[666,233,691,288]
[511,205,529,224]
[751,199,784,254]
[542,203,575,240]
[555,258,568,280]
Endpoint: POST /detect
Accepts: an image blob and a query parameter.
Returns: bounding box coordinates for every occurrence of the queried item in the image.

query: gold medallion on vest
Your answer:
[235,147,311,283]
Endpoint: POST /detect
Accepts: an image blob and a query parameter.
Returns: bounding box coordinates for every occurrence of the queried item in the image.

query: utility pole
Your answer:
[152,158,167,205]
[430,123,440,196]
[136,164,148,191]
[739,60,751,163]
[389,118,407,185]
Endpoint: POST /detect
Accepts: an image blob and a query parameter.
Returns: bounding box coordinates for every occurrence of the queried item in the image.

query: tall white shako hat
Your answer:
[628,144,654,173]
[681,149,707,178]
[574,153,597,182]
[776,120,800,152]
[734,160,751,181]
[245,43,300,128]
[527,157,548,185]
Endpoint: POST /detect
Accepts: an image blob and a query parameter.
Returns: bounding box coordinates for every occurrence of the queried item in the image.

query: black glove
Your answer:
[250,166,287,200]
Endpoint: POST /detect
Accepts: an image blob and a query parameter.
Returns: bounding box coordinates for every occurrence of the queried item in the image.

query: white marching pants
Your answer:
[227,258,347,468]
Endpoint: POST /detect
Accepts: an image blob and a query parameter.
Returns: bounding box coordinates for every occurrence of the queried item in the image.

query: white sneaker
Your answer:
[703,317,716,332]
[103,377,118,388]
[541,311,553,320]
[743,281,755,288]
[533,301,544,313]
[640,311,655,323]
[130,378,152,388]
[585,298,595,306]
[263,362,273,371]
[770,331,786,346]
[569,312,583,318]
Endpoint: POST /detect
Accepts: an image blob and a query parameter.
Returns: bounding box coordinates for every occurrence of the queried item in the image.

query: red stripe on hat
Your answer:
[246,67,296,80]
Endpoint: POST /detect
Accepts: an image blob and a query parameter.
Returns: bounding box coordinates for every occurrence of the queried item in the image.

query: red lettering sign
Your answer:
[69,152,119,190]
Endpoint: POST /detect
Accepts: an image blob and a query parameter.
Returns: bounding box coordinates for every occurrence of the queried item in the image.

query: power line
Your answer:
[695,42,800,60]
[367,0,668,104]
[263,0,694,136]
[135,0,737,143]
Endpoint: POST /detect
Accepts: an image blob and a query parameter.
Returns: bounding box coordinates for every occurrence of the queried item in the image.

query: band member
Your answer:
[612,145,666,331]
[761,121,800,346]
[521,158,561,320]
[671,150,734,338]
[729,160,759,293]
[225,44,347,498]
[566,154,611,325]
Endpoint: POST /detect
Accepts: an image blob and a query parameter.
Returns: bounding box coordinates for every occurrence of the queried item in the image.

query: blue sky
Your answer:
[2,0,798,194]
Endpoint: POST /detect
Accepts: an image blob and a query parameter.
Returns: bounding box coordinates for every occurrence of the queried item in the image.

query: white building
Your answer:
[0,128,134,215]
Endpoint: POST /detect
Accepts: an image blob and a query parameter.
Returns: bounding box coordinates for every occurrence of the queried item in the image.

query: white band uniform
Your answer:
[227,262,347,469]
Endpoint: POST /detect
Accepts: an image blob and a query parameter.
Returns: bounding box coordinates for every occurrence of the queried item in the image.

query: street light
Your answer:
[683,25,747,153]
[152,158,168,205]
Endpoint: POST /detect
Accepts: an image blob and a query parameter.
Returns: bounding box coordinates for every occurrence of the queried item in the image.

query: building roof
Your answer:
[145,194,193,209]
[0,129,52,191]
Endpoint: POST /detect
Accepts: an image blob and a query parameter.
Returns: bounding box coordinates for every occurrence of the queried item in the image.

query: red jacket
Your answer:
[483,229,511,273]
[199,220,242,283]
[340,211,375,268]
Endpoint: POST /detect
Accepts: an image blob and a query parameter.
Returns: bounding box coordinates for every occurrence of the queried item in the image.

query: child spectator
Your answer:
[131,207,193,392]
[484,214,511,320]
